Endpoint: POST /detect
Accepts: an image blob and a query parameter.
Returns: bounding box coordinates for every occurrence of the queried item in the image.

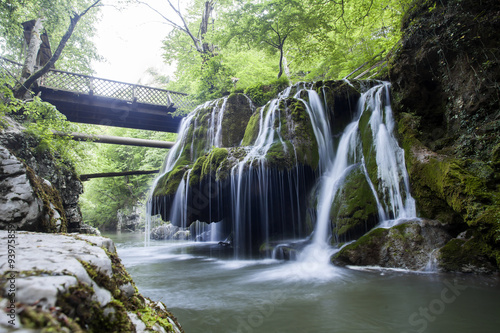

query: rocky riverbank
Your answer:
[0,231,183,332]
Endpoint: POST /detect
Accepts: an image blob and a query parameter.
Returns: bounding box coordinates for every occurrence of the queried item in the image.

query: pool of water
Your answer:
[106,232,500,333]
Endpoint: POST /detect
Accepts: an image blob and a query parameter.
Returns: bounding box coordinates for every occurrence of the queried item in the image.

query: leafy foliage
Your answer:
[78,128,177,230]
[159,0,412,104]
[0,73,86,166]
[0,0,102,74]
[244,76,290,107]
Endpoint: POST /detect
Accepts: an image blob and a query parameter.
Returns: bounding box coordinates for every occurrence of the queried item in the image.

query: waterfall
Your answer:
[146,80,416,259]
[299,81,416,262]
[229,88,301,257]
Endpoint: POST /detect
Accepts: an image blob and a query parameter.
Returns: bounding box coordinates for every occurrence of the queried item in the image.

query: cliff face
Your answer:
[0,116,83,233]
[388,0,500,272]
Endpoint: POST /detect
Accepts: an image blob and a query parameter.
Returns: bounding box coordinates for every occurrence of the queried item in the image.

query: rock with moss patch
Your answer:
[329,166,379,243]
[437,231,498,274]
[332,220,453,270]
[0,116,83,232]
[0,231,184,332]
[0,145,68,233]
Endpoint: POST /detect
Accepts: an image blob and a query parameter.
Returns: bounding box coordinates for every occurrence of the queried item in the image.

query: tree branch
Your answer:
[137,1,186,33]
[167,0,203,53]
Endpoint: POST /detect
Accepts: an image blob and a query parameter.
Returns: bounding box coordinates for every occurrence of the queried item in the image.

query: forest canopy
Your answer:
[155,0,412,104]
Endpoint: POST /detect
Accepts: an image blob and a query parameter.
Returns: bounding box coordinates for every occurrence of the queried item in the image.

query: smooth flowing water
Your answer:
[108,232,500,333]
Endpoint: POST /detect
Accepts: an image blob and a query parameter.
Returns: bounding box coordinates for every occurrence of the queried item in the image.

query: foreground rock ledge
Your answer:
[0,231,183,333]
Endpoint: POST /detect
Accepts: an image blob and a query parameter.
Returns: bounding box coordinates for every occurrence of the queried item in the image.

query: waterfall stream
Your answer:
[298,82,416,265]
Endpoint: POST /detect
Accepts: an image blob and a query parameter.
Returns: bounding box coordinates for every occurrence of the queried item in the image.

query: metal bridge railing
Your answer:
[0,56,195,110]
[0,56,23,80]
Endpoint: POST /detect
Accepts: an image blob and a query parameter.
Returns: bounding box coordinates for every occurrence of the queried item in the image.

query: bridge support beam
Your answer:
[80,170,160,181]
[53,131,175,148]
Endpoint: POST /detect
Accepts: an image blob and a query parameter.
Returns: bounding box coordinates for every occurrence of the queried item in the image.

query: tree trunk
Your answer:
[52,131,175,148]
[200,1,214,55]
[277,46,284,79]
[18,18,44,99]
[14,0,101,99]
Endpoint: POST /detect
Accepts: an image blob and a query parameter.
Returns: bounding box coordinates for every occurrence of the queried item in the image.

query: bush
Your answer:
[243,76,290,106]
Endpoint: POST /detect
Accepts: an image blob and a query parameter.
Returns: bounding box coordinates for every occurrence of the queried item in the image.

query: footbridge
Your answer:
[1,56,194,133]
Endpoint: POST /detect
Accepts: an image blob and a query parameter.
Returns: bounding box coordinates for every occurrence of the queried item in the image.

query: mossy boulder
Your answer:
[260,97,320,170]
[220,94,254,147]
[153,164,189,197]
[189,147,229,186]
[241,108,261,146]
[330,166,379,243]
[437,232,498,274]
[332,220,453,270]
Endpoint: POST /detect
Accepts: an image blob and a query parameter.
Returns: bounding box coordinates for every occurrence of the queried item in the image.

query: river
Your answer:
[106,232,500,333]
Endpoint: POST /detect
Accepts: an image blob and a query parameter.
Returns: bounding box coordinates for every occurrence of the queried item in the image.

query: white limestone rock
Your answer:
[0,146,43,229]
[0,231,184,332]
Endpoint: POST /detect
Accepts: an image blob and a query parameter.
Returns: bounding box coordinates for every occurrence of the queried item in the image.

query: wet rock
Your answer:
[117,206,142,232]
[0,116,83,232]
[80,223,102,236]
[329,165,379,243]
[173,230,190,240]
[388,0,500,271]
[437,232,498,274]
[150,223,180,240]
[332,219,453,271]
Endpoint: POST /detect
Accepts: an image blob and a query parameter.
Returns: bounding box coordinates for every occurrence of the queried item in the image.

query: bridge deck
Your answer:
[38,86,183,132]
[1,57,193,132]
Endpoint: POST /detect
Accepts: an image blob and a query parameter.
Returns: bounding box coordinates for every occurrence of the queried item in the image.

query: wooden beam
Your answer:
[80,170,159,181]
[53,131,175,148]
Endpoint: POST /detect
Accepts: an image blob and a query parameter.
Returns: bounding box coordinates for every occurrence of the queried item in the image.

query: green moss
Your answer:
[332,227,388,264]
[188,154,207,187]
[220,94,253,147]
[25,165,67,233]
[19,298,83,332]
[411,157,499,226]
[242,109,261,146]
[153,164,189,197]
[358,108,378,187]
[330,168,379,241]
[438,237,497,273]
[244,77,290,107]
[72,244,181,332]
[57,282,136,333]
[201,147,229,179]
[188,148,229,187]
[265,141,294,170]
[285,98,319,169]
[392,223,424,243]
[137,305,173,331]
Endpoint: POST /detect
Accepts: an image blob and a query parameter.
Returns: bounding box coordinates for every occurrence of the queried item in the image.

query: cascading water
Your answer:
[146,80,416,262]
[299,81,416,264]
